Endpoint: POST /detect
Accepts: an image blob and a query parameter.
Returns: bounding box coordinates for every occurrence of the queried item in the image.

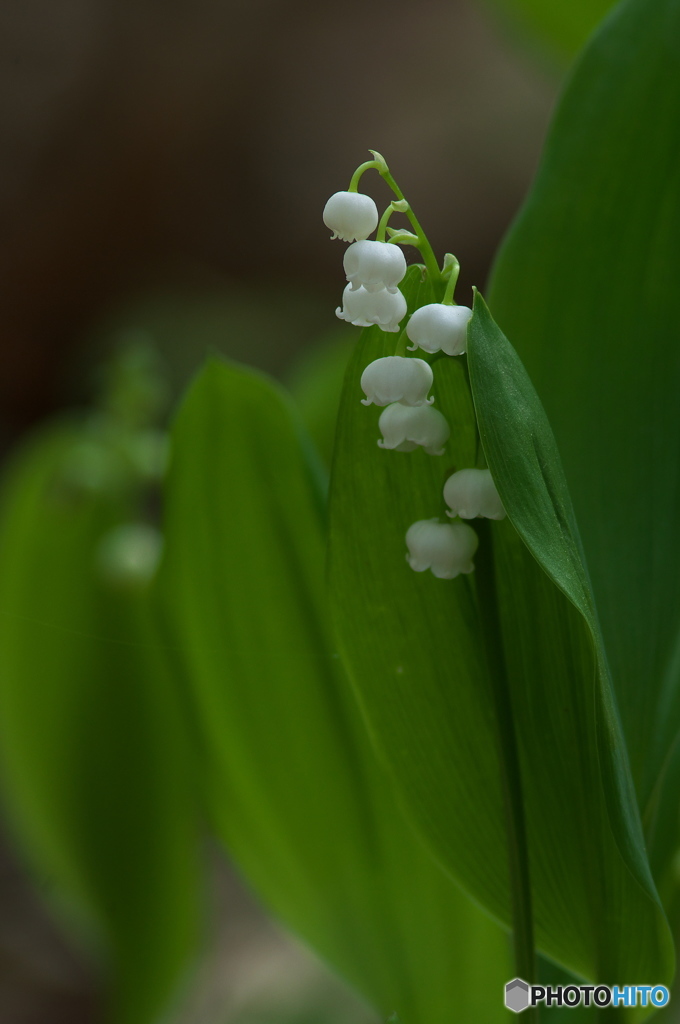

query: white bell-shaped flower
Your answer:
[378,403,449,455]
[406,303,473,356]
[360,356,433,407]
[343,240,407,293]
[323,191,379,242]
[336,284,407,333]
[444,468,506,520]
[405,518,478,579]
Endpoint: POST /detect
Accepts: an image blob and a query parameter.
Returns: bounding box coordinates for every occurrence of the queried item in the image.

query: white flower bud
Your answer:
[443,468,506,520]
[360,356,434,407]
[406,303,473,356]
[405,518,478,579]
[378,403,449,455]
[343,240,407,293]
[336,284,407,333]
[323,191,379,242]
[96,523,163,589]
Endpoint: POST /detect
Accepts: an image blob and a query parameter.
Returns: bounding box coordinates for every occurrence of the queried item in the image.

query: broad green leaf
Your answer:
[467,291,673,986]
[158,356,512,1024]
[489,0,617,62]
[0,426,199,1024]
[328,270,672,988]
[487,0,680,865]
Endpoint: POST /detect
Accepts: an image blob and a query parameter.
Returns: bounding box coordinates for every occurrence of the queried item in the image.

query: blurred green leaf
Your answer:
[488,0,680,877]
[159,356,512,1024]
[327,268,672,987]
[488,0,617,62]
[0,426,199,1024]
[286,331,355,466]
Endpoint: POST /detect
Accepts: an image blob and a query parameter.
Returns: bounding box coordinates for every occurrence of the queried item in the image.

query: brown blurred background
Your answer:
[0,0,558,1019]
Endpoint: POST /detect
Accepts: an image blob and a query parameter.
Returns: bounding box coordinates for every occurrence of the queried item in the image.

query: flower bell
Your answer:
[443,468,506,520]
[323,191,379,242]
[343,240,407,293]
[336,284,407,332]
[406,303,473,356]
[360,356,434,407]
[378,403,449,455]
[405,518,478,578]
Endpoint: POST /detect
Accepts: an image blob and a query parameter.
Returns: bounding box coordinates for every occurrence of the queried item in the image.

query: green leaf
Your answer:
[487,0,680,867]
[158,356,512,1024]
[286,331,355,466]
[0,426,199,1024]
[467,291,673,986]
[489,0,617,62]
[327,268,672,988]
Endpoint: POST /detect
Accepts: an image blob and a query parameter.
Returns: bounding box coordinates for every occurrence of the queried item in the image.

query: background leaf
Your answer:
[158,355,512,1024]
[487,0,680,880]
[488,0,617,62]
[286,331,354,466]
[0,425,199,1024]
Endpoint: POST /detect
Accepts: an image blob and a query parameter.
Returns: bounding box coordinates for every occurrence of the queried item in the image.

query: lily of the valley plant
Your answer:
[0,1,678,1023]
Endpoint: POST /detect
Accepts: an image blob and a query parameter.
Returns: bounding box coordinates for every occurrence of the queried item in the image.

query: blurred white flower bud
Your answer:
[323,191,379,242]
[405,518,478,578]
[96,523,163,589]
[378,403,449,455]
[336,284,407,333]
[406,303,473,356]
[360,356,434,407]
[444,468,506,520]
[343,240,407,293]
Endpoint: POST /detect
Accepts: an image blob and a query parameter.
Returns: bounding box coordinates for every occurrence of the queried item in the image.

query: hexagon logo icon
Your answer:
[505,978,530,1013]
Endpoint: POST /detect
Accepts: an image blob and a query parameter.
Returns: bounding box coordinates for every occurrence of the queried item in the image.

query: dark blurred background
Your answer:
[0,0,559,1019]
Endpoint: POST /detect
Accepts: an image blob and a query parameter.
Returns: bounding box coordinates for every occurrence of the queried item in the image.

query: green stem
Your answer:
[474,519,538,1013]
[377,203,397,243]
[349,159,382,192]
[378,168,442,286]
[442,256,460,305]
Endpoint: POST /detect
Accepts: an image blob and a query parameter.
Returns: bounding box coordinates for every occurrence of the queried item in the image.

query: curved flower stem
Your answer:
[349,159,383,192]
[347,151,442,286]
[475,519,538,1015]
[442,256,461,305]
[377,168,442,288]
[377,202,400,243]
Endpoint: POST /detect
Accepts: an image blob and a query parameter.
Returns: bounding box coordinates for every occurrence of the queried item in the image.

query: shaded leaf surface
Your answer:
[159,354,512,1024]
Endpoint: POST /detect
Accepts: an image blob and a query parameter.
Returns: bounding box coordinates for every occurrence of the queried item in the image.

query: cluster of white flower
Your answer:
[323,192,410,333]
[324,159,506,580]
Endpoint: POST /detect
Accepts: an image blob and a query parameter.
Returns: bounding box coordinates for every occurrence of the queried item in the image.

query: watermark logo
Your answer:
[504,979,670,1012]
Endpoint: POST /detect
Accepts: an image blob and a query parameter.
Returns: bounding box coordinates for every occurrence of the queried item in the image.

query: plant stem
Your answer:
[442,256,460,305]
[378,168,442,286]
[348,159,382,192]
[475,519,538,1015]
[376,203,397,243]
